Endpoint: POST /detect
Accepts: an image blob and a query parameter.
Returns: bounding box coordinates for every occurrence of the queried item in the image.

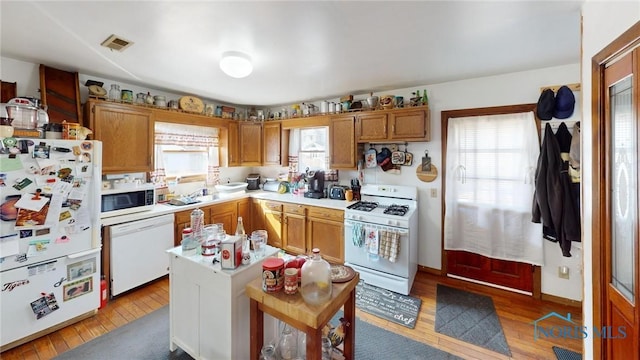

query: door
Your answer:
[441,104,542,295]
[601,48,639,358]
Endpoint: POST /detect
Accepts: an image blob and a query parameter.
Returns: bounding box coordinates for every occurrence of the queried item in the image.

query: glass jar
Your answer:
[108,84,121,101]
[277,323,298,360]
[300,248,332,305]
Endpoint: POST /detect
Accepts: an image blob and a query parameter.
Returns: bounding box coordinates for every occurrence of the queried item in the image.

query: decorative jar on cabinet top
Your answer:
[300,248,332,305]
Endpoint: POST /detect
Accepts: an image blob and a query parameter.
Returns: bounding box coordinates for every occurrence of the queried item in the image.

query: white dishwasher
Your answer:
[110,213,175,296]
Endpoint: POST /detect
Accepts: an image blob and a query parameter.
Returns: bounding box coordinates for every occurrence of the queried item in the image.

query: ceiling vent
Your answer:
[100,34,133,52]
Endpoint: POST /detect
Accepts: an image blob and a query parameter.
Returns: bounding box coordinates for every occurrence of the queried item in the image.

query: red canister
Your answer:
[262,257,284,293]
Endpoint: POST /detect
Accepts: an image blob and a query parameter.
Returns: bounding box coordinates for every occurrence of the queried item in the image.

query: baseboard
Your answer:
[541,293,582,308]
[417,264,442,276]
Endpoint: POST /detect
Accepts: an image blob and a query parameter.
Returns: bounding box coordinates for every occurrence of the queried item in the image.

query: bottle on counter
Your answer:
[235,216,245,236]
[300,248,332,306]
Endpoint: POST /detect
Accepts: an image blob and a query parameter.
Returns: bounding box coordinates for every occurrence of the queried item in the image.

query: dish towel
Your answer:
[379,230,400,262]
[352,222,364,247]
[365,227,379,255]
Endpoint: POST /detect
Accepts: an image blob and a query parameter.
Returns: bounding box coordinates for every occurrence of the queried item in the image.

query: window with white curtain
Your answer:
[154,122,219,185]
[444,111,544,265]
[298,127,329,172]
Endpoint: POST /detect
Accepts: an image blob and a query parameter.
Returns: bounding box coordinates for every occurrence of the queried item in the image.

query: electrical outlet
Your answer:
[430,189,437,198]
[558,266,570,279]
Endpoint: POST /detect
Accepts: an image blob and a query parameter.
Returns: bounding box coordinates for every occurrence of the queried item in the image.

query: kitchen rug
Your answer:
[55,305,460,360]
[355,280,422,329]
[435,284,511,356]
[552,346,582,360]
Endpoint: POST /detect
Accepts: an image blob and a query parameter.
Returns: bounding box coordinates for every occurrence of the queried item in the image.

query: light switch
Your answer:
[558,265,570,279]
[430,189,437,198]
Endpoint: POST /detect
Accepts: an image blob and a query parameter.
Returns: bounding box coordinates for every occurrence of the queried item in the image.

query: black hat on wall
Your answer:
[536,88,555,120]
[553,85,576,119]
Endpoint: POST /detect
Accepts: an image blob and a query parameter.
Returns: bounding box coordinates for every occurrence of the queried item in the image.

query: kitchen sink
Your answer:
[215,182,248,193]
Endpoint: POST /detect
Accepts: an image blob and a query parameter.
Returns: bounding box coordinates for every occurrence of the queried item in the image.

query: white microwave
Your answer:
[101,184,156,218]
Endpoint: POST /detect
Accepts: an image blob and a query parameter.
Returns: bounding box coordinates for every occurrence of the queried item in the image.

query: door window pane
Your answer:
[610,76,636,302]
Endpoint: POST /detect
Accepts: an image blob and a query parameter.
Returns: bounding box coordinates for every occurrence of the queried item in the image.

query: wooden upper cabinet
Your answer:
[239,122,262,166]
[329,115,357,169]
[389,109,429,141]
[356,112,388,141]
[353,106,430,143]
[263,121,282,165]
[86,100,153,174]
[227,121,240,167]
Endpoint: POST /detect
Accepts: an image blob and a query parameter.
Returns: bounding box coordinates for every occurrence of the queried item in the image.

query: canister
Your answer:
[121,89,133,103]
[262,257,284,293]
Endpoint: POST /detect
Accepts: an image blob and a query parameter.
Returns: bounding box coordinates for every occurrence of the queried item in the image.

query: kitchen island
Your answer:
[167,245,280,360]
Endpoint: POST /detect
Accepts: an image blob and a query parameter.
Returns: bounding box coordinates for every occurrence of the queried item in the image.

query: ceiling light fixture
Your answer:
[219,51,253,78]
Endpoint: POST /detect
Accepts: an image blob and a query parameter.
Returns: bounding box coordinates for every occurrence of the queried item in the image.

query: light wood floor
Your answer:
[1,271,582,360]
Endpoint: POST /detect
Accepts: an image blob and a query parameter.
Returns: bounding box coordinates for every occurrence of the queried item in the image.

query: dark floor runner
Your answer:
[552,346,582,360]
[55,305,461,360]
[435,284,511,356]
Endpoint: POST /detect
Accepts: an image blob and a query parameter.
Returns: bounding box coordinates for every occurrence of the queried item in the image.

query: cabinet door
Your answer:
[239,122,262,165]
[264,211,283,248]
[389,109,429,141]
[307,217,344,264]
[263,122,282,165]
[237,198,251,233]
[283,205,306,255]
[251,199,265,235]
[228,121,240,167]
[90,102,153,174]
[329,115,357,169]
[208,202,237,234]
[356,113,387,141]
[174,210,192,246]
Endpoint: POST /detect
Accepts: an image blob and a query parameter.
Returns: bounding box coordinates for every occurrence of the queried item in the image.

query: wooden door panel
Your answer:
[447,250,533,292]
[307,218,344,264]
[356,113,387,141]
[609,305,636,359]
[264,211,282,248]
[283,214,305,255]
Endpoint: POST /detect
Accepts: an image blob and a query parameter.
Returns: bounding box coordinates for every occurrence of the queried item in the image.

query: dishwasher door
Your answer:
[110,214,175,296]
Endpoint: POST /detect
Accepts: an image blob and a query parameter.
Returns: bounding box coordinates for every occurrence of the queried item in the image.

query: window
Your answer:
[297,127,329,172]
[153,122,219,185]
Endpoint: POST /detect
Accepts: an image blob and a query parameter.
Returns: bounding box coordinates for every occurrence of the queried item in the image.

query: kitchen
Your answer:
[0,1,639,359]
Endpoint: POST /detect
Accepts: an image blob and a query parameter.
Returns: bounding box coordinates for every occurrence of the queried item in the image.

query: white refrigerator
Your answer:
[0,139,102,349]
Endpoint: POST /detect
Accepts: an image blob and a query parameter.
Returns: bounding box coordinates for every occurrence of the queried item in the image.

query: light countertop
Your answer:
[101,190,356,226]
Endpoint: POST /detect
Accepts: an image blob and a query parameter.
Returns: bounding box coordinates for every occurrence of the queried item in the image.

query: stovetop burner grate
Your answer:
[382,204,409,216]
[347,201,379,212]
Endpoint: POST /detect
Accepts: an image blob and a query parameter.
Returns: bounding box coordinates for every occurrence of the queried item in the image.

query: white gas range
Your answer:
[344,184,418,295]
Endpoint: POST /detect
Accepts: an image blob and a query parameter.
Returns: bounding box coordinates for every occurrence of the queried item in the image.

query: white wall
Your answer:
[581,2,639,359]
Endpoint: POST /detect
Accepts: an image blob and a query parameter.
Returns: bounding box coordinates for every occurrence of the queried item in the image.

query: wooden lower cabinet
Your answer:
[306,207,344,264]
[252,199,283,248]
[208,201,237,235]
[283,204,306,255]
[174,209,194,247]
[174,198,344,262]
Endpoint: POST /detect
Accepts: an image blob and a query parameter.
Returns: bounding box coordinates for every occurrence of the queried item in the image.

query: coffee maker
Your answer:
[304,170,325,199]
